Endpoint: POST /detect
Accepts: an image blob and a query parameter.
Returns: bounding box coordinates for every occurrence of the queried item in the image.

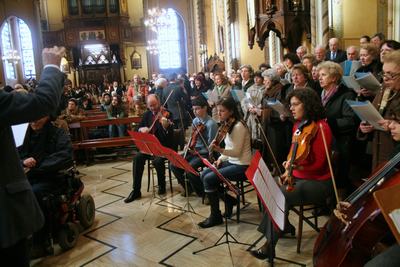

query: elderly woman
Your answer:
[358,50,400,169]
[207,73,231,122]
[356,44,382,100]
[241,71,265,142]
[285,64,321,96]
[260,69,292,173]
[302,53,317,73]
[317,61,357,195]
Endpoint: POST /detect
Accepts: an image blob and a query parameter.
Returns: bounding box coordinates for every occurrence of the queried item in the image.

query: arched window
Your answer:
[1,17,36,83]
[157,8,184,71]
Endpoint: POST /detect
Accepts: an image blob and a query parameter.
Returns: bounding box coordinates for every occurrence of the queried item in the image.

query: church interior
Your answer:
[1,0,400,266]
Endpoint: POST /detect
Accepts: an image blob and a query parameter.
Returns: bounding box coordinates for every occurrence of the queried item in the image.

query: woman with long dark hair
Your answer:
[198,97,252,228]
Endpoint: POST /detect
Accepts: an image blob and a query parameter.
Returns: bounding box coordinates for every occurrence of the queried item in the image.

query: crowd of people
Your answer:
[3,31,400,265]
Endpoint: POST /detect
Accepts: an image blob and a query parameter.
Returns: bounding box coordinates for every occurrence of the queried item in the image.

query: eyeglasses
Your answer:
[382,72,400,80]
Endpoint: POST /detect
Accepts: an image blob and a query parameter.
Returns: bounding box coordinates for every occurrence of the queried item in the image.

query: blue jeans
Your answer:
[109,124,126,137]
[201,161,248,193]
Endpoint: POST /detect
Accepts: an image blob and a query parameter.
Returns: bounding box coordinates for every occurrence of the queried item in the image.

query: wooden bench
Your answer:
[72,116,142,163]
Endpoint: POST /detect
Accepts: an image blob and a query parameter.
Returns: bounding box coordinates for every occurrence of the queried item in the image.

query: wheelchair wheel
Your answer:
[58,222,79,250]
[77,194,95,229]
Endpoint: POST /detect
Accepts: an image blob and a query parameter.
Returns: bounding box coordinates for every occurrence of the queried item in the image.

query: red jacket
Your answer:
[292,120,332,181]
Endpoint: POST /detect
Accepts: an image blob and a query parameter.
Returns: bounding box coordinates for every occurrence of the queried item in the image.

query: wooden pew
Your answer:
[72,116,142,163]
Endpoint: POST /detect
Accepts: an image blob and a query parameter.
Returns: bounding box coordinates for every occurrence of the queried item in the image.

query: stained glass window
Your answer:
[18,18,36,79]
[1,21,16,80]
[1,17,36,82]
[157,9,182,70]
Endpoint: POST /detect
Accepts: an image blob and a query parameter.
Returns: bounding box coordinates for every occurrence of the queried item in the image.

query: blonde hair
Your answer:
[316,61,343,84]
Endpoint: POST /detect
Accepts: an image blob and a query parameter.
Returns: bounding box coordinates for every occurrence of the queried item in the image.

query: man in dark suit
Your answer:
[0,46,65,266]
[124,94,174,203]
[325,37,347,63]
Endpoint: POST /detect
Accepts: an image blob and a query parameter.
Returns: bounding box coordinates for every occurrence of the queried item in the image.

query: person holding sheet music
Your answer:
[317,61,357,195]
[207,73,232,122]
[198,97,252,228]
[124,94,174,203]
[260,69,292,174]
[241,71,265,142]
[356,44,382,100]
[251,88,334,260]
[170,97,218,197]
[358,50,400,169]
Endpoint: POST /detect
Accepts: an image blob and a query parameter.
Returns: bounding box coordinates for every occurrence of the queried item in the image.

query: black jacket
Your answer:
[139,110,174,149]
[325,49,347,63]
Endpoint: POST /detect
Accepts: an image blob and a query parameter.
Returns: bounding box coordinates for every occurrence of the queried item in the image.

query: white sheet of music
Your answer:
[247,151,285,230]
[12,123,28,147]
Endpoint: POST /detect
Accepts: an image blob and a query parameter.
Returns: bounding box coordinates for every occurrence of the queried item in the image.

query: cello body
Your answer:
[313,155,400,267]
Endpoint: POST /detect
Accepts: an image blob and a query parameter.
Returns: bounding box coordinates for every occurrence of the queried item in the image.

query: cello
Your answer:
[313,152,400,267]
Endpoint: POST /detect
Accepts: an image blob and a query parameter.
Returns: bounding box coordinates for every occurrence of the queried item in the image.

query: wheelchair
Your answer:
[32,166,95,256]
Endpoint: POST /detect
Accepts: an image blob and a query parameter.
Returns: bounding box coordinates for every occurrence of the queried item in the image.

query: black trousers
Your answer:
[170,153,204,196]
[0,238,30,267]
[132,152,165,193]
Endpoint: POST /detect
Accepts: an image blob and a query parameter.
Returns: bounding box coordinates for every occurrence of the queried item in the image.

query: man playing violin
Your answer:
[125,94,174,203]
[170,97,218,197]
[198,97,252,228]
[251,88,335,260]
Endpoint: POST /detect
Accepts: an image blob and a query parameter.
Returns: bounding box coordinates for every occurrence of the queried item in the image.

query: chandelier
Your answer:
[144,7,169,33]
[146,39,159,55]
[2,50,21,64]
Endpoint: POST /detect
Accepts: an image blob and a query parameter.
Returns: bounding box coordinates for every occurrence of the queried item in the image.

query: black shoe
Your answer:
[158,187,166,195]
[198,214,223,228]
[282,223,296,237]
[124,191,141,203]
[250,248,271,260]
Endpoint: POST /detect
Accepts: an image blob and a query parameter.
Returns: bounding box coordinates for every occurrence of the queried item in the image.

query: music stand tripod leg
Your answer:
[192,185,251,255]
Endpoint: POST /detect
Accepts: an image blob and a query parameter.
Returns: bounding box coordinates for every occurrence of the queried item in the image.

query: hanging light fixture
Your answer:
[146,39,159,55]
[143,7,169,33]
[2,50,21,64]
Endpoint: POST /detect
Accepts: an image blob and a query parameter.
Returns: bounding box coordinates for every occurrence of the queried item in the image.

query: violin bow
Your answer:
[186,111,211,156]
[254,116,283,177]
[319,122,340,204]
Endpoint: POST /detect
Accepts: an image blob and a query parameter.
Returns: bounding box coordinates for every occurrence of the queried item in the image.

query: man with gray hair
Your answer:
[240,64,254,92]
[325,37,347,63]
[314,45,327,63]
[296,45,308,60]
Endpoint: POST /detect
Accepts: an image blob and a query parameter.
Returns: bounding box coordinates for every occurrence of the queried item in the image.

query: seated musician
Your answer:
[334,101,400,267]
[170,97,218,197]
[18,115,74,256]
[250,88,334,260]
[198,97,252,228]
[124,94,174,203]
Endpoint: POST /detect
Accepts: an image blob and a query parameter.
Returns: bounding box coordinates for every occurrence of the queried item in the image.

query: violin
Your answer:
[189,122,206,150]
[209,117,236,160]
[148,106,171,132]
[282,120,318,191]
[313,152,400,267]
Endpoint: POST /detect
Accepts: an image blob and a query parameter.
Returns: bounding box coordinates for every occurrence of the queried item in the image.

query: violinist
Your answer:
[251,88,334,260]
[170,97,218,197]
[124,94,174,203]
[198,97,252,228]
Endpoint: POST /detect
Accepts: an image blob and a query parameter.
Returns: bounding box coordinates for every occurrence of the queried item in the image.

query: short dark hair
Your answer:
[286,88,326,121]
[372,32,385,41]
[283,53,301,64]
[381,40,400,50]
[191,97,208,107]
[360,35,371,42]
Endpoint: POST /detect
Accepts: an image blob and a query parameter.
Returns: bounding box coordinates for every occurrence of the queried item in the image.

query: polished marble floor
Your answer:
[32,159,328,267]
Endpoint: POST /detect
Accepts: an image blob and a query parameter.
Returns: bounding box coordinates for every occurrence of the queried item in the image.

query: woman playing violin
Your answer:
[170,97,218,197]
[198,97,252,228]
[251,88,334,260]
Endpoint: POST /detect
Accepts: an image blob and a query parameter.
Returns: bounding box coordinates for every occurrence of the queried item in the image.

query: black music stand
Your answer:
[193,156,251,260]
[128,131,182,220]
[245,151,305,266]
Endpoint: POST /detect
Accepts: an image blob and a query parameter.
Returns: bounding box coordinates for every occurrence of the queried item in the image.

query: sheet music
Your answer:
[246,151,286,230]
[389,209,400,235]
[354,72,381,94]
[342,76,361,92]
[12,123,28,147]
[266,100,288,116]
[346,100,385,130]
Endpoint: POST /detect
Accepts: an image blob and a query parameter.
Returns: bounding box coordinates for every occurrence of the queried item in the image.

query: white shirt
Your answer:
[219,121,252,165]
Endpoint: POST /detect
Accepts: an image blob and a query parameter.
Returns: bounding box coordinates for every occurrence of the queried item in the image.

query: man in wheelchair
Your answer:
[18,115,84,258]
